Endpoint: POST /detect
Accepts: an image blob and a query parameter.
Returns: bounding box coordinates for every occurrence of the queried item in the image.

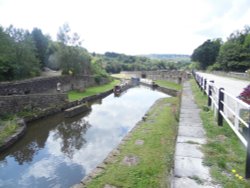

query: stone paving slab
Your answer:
[173,177,219,188]
[179,121,202,127]
[178,126,205,138]
[175,143,204,158]
[180,109,200,114]
[179,118,202,124]
[174,156,211,180]
[180,113,201,119]
[177,136,206,145]
[172,81,219,188]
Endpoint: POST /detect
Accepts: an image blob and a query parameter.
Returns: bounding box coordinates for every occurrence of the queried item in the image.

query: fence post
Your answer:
[208,80,214,107]
[246,121,250,179]
[218,88,224,126]
[204,79,207,95]
[200,77,203,91]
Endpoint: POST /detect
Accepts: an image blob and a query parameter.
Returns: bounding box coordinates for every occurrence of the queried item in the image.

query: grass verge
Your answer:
[68,80,120,101]
[190,79,250,187]
[155,80,181,91]
[0,118,19,145]
[85,97,179,188]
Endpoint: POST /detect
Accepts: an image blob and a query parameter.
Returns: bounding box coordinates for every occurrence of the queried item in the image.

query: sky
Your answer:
[0,0,250,55]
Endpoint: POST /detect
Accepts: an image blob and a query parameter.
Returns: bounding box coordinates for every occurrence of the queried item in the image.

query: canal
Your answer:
[0,86,169,188]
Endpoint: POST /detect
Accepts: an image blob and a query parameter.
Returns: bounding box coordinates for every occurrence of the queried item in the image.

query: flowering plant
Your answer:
[238,85,250,104]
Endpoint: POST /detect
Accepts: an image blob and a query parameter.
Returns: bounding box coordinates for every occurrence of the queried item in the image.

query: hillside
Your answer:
[144,54,190,60]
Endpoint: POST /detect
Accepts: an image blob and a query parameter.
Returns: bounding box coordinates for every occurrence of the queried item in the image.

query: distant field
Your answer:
[111,73,131,79]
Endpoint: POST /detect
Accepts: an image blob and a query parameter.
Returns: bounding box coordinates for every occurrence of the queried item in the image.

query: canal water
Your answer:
[0,86,169,188]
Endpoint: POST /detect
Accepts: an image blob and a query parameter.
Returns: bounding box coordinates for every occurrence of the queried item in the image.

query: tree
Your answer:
[0,26,15,80]
[216,27,250,71]
[191,39,221,70]
[8,26,40,79]
[1,25,41,80]
[31,28,49,68]
[56,24,91,75]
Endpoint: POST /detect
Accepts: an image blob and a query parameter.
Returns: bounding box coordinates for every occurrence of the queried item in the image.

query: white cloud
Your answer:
[0,0,249,54]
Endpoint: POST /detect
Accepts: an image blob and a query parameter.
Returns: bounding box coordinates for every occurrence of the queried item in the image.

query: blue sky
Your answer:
[0,0,249,55]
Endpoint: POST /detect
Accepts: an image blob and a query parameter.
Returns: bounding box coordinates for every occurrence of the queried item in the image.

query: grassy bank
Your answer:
[68,80,120,101]
[155,80,181,91]
[0,118,19,145]
[84,97,179,188]
[190,79,250,187]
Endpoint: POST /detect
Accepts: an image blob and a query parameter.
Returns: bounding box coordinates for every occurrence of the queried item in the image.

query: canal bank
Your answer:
[0,85,171,188]
[74,96,180,188]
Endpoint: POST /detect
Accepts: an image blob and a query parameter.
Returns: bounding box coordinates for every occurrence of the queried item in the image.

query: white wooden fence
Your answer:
[193,71,250,178]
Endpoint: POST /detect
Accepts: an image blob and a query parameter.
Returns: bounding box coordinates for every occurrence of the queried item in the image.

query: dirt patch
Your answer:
[104,184,117,188]
[122,155,140,166]
[216,135,227,142]
[135,139,144,145]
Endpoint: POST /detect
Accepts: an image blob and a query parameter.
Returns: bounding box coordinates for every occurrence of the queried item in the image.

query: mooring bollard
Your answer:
[246,121,250,179]
[218,88,224,126]
[208,80,214,107]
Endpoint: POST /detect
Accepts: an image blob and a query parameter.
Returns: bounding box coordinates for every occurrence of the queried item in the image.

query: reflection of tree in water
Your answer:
[53,118,91,159]
[0,121,51,165]
[12,142,40,165]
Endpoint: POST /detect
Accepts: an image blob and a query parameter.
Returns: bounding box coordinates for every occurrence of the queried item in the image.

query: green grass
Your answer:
[0,119,19,145]
[190,79,250,188]
[85,97,179,188]
[155,80,182,91]
[68,80,120,101]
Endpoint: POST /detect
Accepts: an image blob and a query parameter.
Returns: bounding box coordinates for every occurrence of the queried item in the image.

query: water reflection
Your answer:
[53,119,91,159]
[0,86,168,188]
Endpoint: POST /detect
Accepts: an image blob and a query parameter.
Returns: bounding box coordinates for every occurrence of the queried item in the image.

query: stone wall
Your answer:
[122,70,189,84]
[0,93,68,116]
[0,75,96,95]
[140,82,179,97]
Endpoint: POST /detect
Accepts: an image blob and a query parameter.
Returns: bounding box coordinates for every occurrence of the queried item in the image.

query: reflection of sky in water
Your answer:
[0,86,168,188]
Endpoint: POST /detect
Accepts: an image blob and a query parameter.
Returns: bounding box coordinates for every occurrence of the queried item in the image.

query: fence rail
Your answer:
[193,71,250,178]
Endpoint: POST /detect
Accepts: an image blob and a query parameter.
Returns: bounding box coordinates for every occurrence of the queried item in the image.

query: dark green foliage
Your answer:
[31,28,49,68]
[0,25,41,81]
[0,24,110,81]
[0,26,15,80]
[192,26,250,72]
[216,28,250,71]
[56,24,92,76]
[191,39,221,70]
[99,52,190,73]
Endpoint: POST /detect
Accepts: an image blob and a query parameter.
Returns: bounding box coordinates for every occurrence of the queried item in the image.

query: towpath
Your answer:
[172,81,221,188]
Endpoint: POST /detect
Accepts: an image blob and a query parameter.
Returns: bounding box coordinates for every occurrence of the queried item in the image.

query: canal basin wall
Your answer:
[140,82,179,97]
[0,88,114,152]
[0,75,109,116]
[0,75,97,95]
[0,93,68,116]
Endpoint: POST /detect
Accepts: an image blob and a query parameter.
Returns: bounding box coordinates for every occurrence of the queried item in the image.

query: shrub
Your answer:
[238,84,250,104]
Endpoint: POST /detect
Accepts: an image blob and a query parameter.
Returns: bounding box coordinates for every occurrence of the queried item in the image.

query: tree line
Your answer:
[94,52,190,74]
[0,23,191,82]
[191,26,250,72]
[0,24,108,81]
